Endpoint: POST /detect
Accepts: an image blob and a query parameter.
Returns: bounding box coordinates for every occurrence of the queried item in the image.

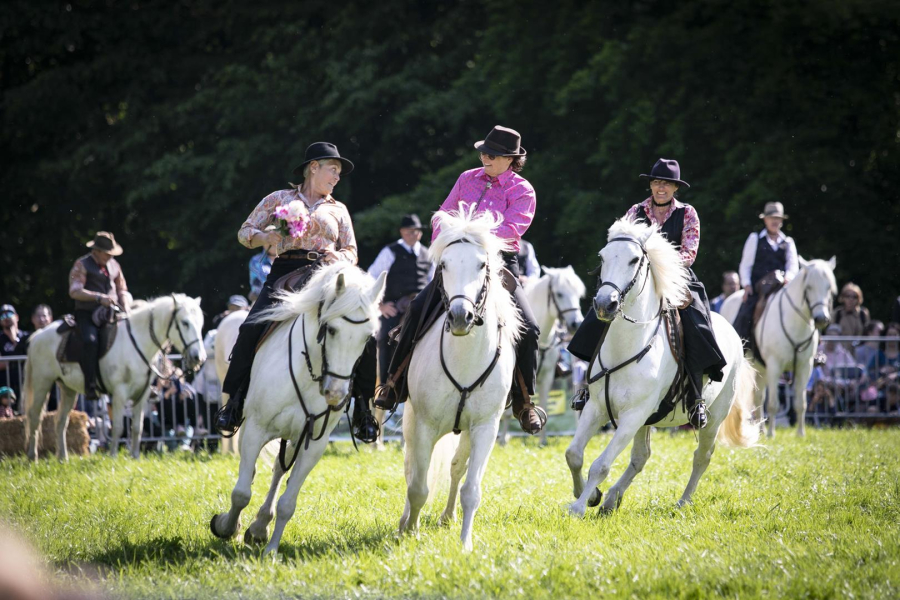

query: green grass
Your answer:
[2,429,900,599]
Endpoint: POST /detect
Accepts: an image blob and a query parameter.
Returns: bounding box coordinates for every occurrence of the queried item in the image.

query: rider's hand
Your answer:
[379,302,398,318]
[262,231,282,247]
[321,249,343,264]
[741,285,752,303]
[98,294,113,308]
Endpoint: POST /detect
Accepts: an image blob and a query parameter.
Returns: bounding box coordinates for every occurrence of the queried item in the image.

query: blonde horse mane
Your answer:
[430,204,522,342]
[607,216,690,309]
[253,263,381,325]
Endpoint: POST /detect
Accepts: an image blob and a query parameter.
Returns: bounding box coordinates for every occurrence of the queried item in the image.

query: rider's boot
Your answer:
[685,368,708,429]
[214,380,248,438]
[351,398,380,444]
[511,368,547,435]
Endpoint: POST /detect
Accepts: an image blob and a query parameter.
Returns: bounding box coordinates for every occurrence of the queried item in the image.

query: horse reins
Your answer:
[125,295,201,393]
[280,306,372,471]
[537,277,579,374]
[593,237,653,324]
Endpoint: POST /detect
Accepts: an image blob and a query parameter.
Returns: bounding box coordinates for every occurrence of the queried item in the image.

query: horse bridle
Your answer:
[438,239,491,328]
[300,301,372,396]
[548,277,580,325]
[126,295,202,382]
[594,237,652,324]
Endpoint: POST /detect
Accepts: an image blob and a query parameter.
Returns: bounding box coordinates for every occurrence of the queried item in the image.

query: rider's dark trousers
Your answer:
[385,254,540,399]
[568,272,725,396]
[222,257,377,402]
[75,309,100,398]
[733,292,758,344]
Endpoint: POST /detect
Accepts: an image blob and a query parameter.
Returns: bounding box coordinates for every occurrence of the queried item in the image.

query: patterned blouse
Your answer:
[237,189,358,263]
[625,197,700,267]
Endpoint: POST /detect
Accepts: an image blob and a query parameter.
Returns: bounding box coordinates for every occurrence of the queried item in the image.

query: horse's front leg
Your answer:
[128,388,149,459]
[569,411,643,518]
[459,419,500,552]
[264,436,331,556]
[537,349,557,447]
[440,430,471,526]
[210,422,268,541]
[245,447,287,545]
[54,386,78,462]
[109,394,125,458]
[793,357,813,438]
[602,425,651,512]
[566,393,606,503]
[398,417,437,536]
[764,361,782,439]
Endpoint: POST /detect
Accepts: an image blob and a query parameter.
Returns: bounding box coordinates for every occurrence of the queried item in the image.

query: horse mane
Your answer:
[253,262,381,325]
[541,266,586,299]
[430,204,522,343]
[607,216,690,309]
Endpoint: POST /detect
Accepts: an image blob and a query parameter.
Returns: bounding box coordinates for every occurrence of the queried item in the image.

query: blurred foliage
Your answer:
[1,0,898,322]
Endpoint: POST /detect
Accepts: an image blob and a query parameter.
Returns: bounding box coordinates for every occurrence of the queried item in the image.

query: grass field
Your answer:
[2,428,899,599]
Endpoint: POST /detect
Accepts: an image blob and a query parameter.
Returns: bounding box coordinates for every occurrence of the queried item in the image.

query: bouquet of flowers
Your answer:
[273,200,310,239]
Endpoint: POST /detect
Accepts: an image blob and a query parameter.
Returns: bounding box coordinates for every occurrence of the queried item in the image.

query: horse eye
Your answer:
[479,262,486,270]
[629,257,639,265]
[327,326,336,336]
[182,320,189,326]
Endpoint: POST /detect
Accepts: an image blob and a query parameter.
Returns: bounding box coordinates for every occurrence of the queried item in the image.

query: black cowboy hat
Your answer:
[639,158,690,188]
[473,125,527,157]
[399,214,425,230]
[292,142,355,176]
[86,231,124,256]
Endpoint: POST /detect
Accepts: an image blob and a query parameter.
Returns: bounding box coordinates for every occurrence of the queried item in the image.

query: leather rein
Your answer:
[436,238,504,435]
[280,303,371,471]
[125,295,202,387]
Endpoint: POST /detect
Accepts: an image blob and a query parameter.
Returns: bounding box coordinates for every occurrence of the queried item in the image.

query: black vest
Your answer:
[750,233,788,287]
[74,254,121,311]
[383,242,431,302]
[633,204,686,250]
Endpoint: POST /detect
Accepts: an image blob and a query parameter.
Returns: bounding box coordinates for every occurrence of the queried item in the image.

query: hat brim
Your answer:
[639,174,690,188]
[86,240,124,256]
[759,213,788,219]
[473,141,527,157]
[292,156,355,176]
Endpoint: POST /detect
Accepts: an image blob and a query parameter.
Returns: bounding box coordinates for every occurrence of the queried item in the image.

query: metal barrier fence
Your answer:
[1,333,897,449]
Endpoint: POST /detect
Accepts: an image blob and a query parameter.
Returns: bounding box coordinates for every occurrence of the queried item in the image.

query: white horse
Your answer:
[566,217,759,516]
[719,257,836,438]
[209,263,386,555]
[214,309,248,455]
[498,266,586,446]
[398,205,521,552]
[23,295,206,460]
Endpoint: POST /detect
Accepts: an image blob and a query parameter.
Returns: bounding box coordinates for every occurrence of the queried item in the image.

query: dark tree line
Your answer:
[2,0,898,321]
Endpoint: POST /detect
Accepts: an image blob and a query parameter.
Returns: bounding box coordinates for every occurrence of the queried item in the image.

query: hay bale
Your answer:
[0,411,90,458]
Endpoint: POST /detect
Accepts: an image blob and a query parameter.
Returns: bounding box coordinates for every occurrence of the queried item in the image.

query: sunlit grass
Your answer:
[2,428,899,599]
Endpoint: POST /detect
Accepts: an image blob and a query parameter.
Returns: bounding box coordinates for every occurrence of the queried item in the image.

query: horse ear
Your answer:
[194,296,202,306]
[335,273,345,295]
[638,227,654,245]
[828,255,837,270]
[798,256,809,269]
[540,265,548,275]
[371,271,388,302]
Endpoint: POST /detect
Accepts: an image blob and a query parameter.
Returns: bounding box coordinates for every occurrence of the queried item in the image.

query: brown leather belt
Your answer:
[278,249,320,261]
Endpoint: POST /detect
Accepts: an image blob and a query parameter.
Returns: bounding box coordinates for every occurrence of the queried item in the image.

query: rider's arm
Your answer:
[679,205,699,267]
[68,260,103,304]
[494,178,535,247]
[113,262,132,313]
[738,233,757,289]
[784,237,799,283]
[238,192,283,249]
[333,205,358,264]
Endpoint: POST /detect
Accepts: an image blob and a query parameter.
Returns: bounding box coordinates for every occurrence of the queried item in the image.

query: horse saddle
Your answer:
[254,264,320,352]
[56,314,119,364]
[752,270,785,328]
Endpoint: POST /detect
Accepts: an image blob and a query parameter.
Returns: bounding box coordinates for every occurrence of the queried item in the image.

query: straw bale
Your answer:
[0,411,90,458]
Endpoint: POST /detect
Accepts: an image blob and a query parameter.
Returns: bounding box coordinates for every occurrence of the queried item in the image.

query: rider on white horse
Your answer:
[215,142,379,443]
[67,231,133,401]
[375,125,547,434]
[568,159,726,429]
[733,201,800,346]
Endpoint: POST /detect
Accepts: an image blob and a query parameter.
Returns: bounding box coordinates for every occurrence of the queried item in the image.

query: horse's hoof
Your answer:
[210,514,238,539]
[244,529,267,546]
[587,488,603,508]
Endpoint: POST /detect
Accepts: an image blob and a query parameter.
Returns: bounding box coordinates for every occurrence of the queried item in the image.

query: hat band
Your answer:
[93,239,114,251]
[482,139,516,155]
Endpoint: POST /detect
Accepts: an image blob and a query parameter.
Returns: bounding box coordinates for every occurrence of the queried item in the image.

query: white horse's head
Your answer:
[797,256,838,330]
[257,263,386,406]
[167,294,206,372]
[431,203,518,337]
[541,265,586,333]
[592,217,689,322]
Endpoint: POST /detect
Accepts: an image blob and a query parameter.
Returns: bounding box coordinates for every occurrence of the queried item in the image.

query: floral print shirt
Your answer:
[625,197,700,267]
[237,189,358,263]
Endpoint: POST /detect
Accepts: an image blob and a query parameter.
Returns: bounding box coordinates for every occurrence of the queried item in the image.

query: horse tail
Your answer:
[718,356,761,448]
[22,344,38,452]
[402,402,460,504]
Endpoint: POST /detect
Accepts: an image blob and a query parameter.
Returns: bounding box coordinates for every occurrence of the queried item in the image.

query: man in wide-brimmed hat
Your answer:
[375,125,549,435]
[368,214,435,405]
[68,231,132,400]
[734,202,799,345]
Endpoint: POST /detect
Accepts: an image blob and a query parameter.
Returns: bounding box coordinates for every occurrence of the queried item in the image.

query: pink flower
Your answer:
[273,205,290,220]
[287,218,307,239]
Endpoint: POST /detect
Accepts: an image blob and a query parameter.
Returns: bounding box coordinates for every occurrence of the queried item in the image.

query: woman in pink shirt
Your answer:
[374,126,545,434]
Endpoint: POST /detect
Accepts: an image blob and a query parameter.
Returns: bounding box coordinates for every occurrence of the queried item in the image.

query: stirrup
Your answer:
[516,404,548,435]
[373,383,398,411]
[214,388,246,438]
[571,387,589,411]
[352,411,380,444]
[687,400,708,429]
